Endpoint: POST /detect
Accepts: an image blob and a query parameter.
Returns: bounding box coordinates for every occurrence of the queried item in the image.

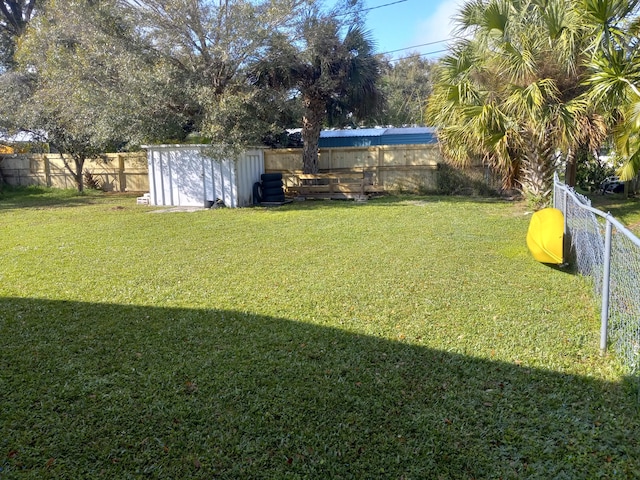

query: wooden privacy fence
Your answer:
[1,145,498,196]
[0,152,148,192]
[263,144,495,194]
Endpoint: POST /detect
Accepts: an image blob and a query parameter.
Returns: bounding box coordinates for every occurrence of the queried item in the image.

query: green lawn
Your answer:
[1,187,638,479]
[587,192,640,235]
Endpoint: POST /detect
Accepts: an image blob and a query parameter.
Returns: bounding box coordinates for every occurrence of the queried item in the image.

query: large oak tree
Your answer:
[0,0,38,68]
[6,0,183,191]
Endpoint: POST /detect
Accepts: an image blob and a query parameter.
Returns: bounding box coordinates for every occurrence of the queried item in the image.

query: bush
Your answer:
[83,170,103,190]
[436,163,498,196]
[576,152,616,193]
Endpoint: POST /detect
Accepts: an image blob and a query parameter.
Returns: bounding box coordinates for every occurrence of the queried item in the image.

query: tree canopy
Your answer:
[427,0,611,206]
[252,8,384,173]
[427,0,640,204]
[3,0,187,190]
[1,0,387,188]
[0,0,38,69]
[377,55,434,127]
[1,0,376,189]
[581,0,640,181]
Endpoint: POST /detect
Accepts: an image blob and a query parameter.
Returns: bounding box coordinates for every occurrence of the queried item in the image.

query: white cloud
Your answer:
[411,0,466,56]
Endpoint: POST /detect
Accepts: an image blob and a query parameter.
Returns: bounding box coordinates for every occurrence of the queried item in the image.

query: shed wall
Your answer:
[146,146,264,208]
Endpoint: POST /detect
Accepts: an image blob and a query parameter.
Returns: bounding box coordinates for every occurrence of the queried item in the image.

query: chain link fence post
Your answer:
[600,219,612,354]
[553,173,640,373]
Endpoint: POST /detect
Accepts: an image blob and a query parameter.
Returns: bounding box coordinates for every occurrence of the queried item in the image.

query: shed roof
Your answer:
[0,130,44,143]
[320,128,386,138]
[319,127,435,138]
[318,127,437,147]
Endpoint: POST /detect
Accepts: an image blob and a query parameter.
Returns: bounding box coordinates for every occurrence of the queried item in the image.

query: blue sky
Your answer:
[362,0,465,59]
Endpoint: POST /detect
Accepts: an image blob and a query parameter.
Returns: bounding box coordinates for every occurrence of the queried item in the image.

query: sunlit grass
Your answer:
[588,192,640,235]
[1,189,638,478]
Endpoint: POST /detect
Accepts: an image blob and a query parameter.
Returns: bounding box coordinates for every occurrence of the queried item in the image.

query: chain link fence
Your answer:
[554,173,640,373]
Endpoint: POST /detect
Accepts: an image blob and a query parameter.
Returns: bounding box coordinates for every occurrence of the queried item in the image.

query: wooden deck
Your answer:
[285,172,384,200]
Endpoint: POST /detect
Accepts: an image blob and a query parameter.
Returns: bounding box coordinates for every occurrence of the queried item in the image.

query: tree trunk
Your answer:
[564,148,577,187]
[301,95,326,174]
[75,156,85,192]
[63,154,85,192]
[520,133,555,209]
[59,153,85,192]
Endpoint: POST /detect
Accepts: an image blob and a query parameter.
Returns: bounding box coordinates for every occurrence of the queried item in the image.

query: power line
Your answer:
[360,0,409,13]
[378,38,451,55]
[329,0,452,60]
[385,48,450,62]
[334,0,409,17]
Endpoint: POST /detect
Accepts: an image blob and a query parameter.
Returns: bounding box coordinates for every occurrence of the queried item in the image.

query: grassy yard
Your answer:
[587,192,640,235]
[1,187,639,479]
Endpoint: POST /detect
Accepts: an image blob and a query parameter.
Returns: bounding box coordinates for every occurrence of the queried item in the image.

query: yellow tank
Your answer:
[526,208,564,264]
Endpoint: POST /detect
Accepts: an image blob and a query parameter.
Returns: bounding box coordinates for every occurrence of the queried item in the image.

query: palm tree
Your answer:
[427,0,606,206]
[581,0,640,181]
[252,15,383,173]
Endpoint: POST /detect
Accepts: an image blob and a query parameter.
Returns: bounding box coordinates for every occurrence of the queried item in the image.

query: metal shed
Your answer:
[318,127,437,148]
[144,145,264,208]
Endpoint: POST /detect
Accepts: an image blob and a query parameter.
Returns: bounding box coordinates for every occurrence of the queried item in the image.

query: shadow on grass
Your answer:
[0,186,103,211]
[1,297,638,478]
[586,193,640,225]
[261,194,515,212]
[537,262,579,276]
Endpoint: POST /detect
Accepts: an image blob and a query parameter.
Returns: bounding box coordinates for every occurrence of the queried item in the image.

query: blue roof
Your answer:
[384,127,437,135]
[318,127,437,147]
[320,128,387,138]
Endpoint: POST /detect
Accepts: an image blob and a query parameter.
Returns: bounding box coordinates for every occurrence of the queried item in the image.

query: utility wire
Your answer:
[330,0,453,59]
[335,0,409,17]
[360,0,409,13]
[385,48,450,62]
[378,38,451,55]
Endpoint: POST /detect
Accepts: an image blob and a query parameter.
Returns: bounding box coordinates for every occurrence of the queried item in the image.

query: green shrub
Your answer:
[436,162,499,196]
[576,152,616,192]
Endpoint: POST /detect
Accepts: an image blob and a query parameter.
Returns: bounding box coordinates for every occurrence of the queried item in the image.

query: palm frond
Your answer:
[499,38,537,83]
[504,78,559,123]
[454,0,488,35]
[585,47,640,106]
[617,149,640,180]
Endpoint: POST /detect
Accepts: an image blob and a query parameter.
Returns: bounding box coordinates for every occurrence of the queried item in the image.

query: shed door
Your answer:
[172,149,205,207]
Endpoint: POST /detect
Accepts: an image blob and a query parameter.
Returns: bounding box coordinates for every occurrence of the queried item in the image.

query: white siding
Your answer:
[145,145,264,208]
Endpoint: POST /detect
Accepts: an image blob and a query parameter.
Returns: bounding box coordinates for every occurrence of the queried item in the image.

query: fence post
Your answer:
[561,188,569,262]
[44,155,51,187]
[118,154,126,192]
[562,188,568,232]
[600,218,613,354]
[377,147,383,189]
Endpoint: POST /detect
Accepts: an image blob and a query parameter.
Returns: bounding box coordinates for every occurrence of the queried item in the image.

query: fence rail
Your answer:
[553,173,640,373]
[2,147,500,195]
[264,145,500,194]
[0,152,148,192]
